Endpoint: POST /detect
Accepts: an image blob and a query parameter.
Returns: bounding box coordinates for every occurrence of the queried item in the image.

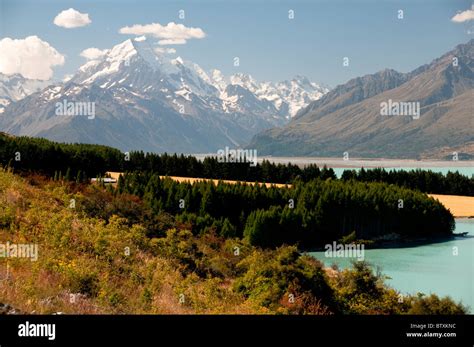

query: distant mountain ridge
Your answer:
[249,40,474,159]
[0,37,327,153]
[0,73,48,113]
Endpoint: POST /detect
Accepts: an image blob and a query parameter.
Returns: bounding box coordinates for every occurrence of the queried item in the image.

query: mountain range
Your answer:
[0,73,48,113]
[249,40,474,159]
[1,38,472,159]
[0,37,327,153]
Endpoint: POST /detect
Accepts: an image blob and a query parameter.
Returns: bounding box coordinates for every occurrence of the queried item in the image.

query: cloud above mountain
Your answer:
[80,47,109,60]
[54,8,92,28]
[154,47,177,54]
[0,36,65,80]
[119,22,205,45]
[451,6,474,23]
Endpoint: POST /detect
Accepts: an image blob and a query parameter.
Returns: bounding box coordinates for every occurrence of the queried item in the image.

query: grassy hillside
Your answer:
[0,169,466,314]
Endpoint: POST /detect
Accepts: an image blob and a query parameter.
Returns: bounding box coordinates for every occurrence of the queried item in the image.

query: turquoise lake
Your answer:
[309,219,474,312]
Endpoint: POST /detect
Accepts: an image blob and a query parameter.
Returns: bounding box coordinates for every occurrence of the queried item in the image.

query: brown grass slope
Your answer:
[251,40,474,159]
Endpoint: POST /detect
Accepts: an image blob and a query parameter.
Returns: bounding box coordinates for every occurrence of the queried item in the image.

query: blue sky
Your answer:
[0,0,472,86]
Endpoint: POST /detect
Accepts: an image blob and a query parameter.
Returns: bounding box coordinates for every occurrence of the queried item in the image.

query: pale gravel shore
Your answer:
[258,157,474,169]
[192,154,474,169]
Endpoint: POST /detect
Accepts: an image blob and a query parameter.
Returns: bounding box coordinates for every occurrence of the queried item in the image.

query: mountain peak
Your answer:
[230,73,256,83]
[292,74,311,83]
[108,39,137,62]
[229,73,258,92]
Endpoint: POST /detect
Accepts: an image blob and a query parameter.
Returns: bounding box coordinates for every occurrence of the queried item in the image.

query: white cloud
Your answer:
[54,8,91,28]
[154,47,177,54]
[119,22,205,45]
[80,47,109,60]
[0,36,65,80]
[158,39,187,45]
[451,6,474,23]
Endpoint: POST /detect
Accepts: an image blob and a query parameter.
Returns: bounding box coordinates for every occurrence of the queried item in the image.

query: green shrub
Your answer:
[408,294,468,314]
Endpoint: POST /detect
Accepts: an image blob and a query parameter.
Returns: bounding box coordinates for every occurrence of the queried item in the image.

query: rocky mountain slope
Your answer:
[249,40,474,159]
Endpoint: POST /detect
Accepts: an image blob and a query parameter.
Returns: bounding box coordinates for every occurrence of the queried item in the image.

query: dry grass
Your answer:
[428,194,474,218]
[107,172,290,188]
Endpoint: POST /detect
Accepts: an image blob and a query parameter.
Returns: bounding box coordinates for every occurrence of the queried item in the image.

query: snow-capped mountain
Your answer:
[72,39,219,98]
[69,38,327,119]
[208,72,328,118]
[0,37,328,153]
[0,73,49,113]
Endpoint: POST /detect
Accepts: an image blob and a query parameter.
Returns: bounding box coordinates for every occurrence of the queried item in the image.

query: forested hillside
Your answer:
[1,133,472,195]
[0,169,466,314]
[116,173,454,248]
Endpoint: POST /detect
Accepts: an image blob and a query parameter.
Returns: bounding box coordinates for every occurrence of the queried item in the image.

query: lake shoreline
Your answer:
[302,218,473,252]
[302,234,467,253]
[308,219,474,313]
[192,154,474,169]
